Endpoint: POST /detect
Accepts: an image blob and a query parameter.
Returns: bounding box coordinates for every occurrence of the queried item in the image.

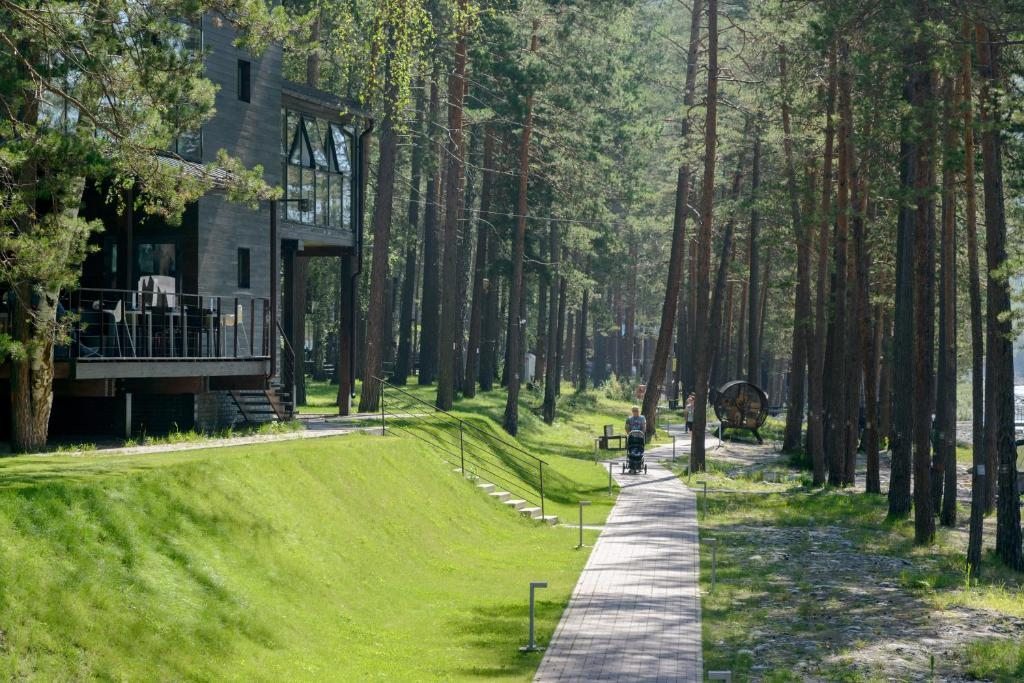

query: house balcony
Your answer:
[55,287,272,380]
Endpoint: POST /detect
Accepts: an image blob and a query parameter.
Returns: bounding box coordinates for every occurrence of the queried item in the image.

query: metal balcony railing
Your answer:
[57,288,271,361]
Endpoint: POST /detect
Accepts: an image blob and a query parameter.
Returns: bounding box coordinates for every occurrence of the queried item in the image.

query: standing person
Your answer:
[626,405,647,434]
[685,393,696,433]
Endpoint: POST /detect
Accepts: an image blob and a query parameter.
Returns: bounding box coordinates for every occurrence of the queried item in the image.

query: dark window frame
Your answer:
[237,59,251,103]
[281,108,355,230]
[237,247,251,289]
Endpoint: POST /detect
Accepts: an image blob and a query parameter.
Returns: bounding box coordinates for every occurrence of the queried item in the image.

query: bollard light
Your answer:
[519,581,548,652]
[697,480,707,518]
[608,461,613,495]
[577,501,591,549]
[705,537,719,591]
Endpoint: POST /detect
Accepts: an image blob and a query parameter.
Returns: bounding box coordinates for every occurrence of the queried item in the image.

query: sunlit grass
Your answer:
[0,435,596,680]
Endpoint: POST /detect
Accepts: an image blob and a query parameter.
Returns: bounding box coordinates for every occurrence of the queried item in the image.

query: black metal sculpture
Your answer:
[712,380,770,444]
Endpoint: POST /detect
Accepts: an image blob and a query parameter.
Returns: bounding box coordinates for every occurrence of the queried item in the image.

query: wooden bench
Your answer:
[594,425,626,452]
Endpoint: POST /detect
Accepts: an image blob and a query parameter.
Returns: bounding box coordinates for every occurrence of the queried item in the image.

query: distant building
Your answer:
[0,18,369,439]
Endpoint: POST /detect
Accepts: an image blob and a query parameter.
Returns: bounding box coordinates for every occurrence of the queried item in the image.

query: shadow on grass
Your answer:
[701,488,1024,679]
[449,600,566,678]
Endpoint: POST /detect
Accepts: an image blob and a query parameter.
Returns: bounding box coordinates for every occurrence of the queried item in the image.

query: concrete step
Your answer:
[520,507,542,519]
[541,515,560,526]
[477,483,496,494]
[504,499,527,511]
[489,491,511,503]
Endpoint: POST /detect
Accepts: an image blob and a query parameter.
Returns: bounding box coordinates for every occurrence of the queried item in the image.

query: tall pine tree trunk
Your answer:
[780,52,808,453]
[436,14,470,410]
[394,82,427,385]
[419,75,443,385]
[827,41,852,487]
[543,222,562,423]
[963,21,986,573]
[977,24,1023,570]
[690,0,719,473]
[502,23,538,434]
[937,77,958,527]
[357,56,400,413]
[640,0,703,436]
[464,126,495,397]
[808,50,836,486]
[910,16,937,543]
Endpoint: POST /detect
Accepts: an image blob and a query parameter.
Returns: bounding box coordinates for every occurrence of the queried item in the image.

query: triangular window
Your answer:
[329,124,352,174]
[288,116,315,167]
[305,117,329,169]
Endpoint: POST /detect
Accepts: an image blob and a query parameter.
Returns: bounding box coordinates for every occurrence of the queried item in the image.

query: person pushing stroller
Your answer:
[623,406,648,474]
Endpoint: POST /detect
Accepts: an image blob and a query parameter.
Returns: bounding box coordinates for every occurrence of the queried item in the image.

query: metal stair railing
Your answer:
[374,377,548,518]
[275,319,297,419]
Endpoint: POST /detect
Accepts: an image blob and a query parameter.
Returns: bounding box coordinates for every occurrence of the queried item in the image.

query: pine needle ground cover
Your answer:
[0,434,603,680]
[692,459,1024,681]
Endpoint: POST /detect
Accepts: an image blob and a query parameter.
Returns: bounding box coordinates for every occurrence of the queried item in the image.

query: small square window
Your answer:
[237,60,251,103]
[237,248,250,289]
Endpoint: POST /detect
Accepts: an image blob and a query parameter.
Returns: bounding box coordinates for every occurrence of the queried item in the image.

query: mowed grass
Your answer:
[0,434,599,680]
[300,379,636,526]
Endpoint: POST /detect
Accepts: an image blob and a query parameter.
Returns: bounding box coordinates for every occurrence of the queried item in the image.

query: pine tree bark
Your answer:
[502,23,539,434]
[453,122,477,393]
[808,50,836,486]
[419,75,443,385]
[436,13,470,410]
[865,303,883,494]
[937,77,958,527]
[640,0,703,437]
[357,58,400,413]
[576,289,589,393]
[543,222,562,423]
[911,17,937,544]
[827,41,852,487]
[889,42,920,518]
[554,275,568,396]
[535,242,548,384]
[962,21,986,573]
[464,126,495,397]
[977,24,1022,570]
[394,83,427,386]
[780,54,808,454]
[690,0,719,473]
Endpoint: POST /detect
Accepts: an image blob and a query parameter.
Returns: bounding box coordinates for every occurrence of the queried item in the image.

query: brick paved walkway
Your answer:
[535,443,702,682]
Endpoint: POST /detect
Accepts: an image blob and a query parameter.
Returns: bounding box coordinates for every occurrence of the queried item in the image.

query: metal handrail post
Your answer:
[460,422,465,475]
[380,378,386,436]
[539,462,545,519]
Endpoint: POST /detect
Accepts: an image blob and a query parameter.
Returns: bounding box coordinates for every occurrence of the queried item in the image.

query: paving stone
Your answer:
[535,445,702,682]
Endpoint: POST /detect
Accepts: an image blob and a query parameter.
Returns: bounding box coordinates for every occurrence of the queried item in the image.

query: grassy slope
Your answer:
[0,435,599,680]
[304,380,637,525]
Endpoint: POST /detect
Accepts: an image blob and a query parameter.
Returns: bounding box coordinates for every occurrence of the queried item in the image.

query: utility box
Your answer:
[524,353,536,384]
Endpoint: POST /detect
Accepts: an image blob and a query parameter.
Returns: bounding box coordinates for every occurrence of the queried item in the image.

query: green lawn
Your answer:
[0,435,601,680]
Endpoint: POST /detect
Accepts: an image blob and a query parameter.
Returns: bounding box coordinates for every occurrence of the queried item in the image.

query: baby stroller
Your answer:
[622,430,648,474]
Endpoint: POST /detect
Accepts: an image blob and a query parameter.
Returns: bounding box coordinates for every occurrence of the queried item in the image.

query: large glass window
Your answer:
[282,108,354,230]
[137,243,177,279]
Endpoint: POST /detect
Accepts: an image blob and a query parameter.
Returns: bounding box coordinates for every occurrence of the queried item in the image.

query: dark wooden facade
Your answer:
[0,17,368,440]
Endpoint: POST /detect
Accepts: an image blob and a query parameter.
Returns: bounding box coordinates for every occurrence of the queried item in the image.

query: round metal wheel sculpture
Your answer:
[712,380,769,443]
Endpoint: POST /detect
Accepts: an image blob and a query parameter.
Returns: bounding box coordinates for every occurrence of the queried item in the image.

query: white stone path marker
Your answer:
[535,442,703,682]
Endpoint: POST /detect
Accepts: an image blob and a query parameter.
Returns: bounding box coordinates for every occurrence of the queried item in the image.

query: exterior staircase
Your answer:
[230,383,294,425]
[454,469,559,525]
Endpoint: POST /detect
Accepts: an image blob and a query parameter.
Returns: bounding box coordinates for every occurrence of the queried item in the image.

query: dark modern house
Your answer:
[0,18,368,439]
